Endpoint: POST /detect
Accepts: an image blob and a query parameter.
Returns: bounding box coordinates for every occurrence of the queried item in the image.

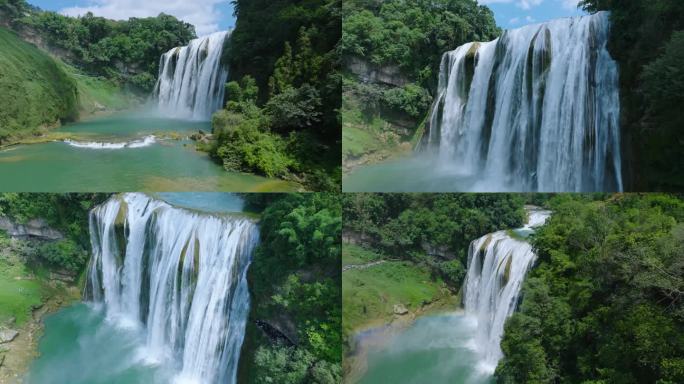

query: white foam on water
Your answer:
[64,135,157,149]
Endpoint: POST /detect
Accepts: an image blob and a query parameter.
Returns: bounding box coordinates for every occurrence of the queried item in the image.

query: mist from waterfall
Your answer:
[427,12,622,192]
[153,31,230,121]
[85,193,258,384]
[463,208,550,374]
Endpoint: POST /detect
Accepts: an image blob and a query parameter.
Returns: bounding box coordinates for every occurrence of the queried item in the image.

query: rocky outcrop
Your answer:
[421,241,456,260]
[347,56,410,88]
[255,320,295,347]
[0,217,63,240]
[342,230,375,247]
[190,129,214,144]
[0,330,18,344]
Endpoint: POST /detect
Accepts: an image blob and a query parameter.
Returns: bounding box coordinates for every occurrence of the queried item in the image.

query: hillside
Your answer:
[0,27,78,144]
[0,26,135,145]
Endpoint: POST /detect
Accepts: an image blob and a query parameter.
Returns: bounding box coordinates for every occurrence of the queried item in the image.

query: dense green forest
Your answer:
[0,0,195,92]
[497,194,684,383]
[579,0,684,190]
[341,0,499,166]
[208,0,341,191]
[239,193,341,383]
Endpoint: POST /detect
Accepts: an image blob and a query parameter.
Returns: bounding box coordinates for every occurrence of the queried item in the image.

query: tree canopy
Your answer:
[497,194,684,383]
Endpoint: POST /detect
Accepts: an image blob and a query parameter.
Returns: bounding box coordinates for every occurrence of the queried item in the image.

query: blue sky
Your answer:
[480,0,586,29]
[28,0,236,36]
[27,0,585,36]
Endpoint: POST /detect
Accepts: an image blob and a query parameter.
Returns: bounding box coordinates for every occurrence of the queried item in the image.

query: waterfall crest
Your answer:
[463,207,550,373]
[427,12,622,192]
[85,193,258,384]
[153,31,230,120]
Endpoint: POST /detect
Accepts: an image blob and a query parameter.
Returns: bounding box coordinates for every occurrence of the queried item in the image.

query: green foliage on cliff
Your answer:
[0,193,108,271]
[496,194,684,383]
[341,0,499,89]
[343,193,526,287]
[579,0,684,190]
[0,27,78,144]
[238,193,341,383]
[210,0,341,191]
[2,0,195,92]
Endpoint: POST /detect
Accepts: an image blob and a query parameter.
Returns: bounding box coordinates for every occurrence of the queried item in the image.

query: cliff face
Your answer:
[0,217,64,240]
[347,56,411,88]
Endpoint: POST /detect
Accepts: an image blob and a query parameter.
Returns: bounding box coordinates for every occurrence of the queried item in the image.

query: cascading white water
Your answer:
[153,31,230,120]
[428,12,622,192]
[63,135,157,149]
[463,207,550,373]
[85,193,258,384]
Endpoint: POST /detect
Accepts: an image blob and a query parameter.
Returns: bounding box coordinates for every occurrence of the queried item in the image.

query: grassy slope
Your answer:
[342,91,414,167]
[0,233,73,326]
[0,27,78,140]
[64,64,133,116]
[342,244,456,337]
[0,26,135,144]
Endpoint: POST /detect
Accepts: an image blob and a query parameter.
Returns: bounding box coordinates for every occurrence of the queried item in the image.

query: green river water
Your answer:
[0,113,299,192]
[357,313,493,384]
[26,304,173,384]
[343,155,481,193]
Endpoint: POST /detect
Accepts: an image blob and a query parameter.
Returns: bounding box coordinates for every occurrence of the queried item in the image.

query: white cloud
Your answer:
[509,17,520,24]
[560,0,581,10]
[525,15,536,22]
[60,0,229,36]
[517,0,544,9]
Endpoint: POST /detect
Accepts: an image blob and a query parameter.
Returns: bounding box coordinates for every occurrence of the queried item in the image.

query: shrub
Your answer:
[38,239,87,272]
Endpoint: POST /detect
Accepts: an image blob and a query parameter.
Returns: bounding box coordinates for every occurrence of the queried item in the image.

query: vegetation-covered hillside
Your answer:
[579,0,684,190]
[1,0,195,92]
[340,0,499,168]
[0,27,77,143]
[238,193,341,383]
[497,194,684,383]
[0,192,106,358]
[343,193,525,286]
[207,0,341,191]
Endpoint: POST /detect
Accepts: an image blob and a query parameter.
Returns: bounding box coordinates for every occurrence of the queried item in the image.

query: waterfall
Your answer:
[153,31,230,120]
[85,193,258,384]
[463,207,550,373]
[427,12,622,192]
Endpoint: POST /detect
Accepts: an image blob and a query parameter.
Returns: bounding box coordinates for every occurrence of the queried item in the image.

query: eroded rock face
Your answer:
[0,217,63,240]
[0,330,18,344]
[347,56,410,88]
[421,242,456,260]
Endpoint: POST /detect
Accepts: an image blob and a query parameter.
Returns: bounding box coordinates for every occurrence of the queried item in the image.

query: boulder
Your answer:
[0,329,18,344]
[393,304,409,315]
